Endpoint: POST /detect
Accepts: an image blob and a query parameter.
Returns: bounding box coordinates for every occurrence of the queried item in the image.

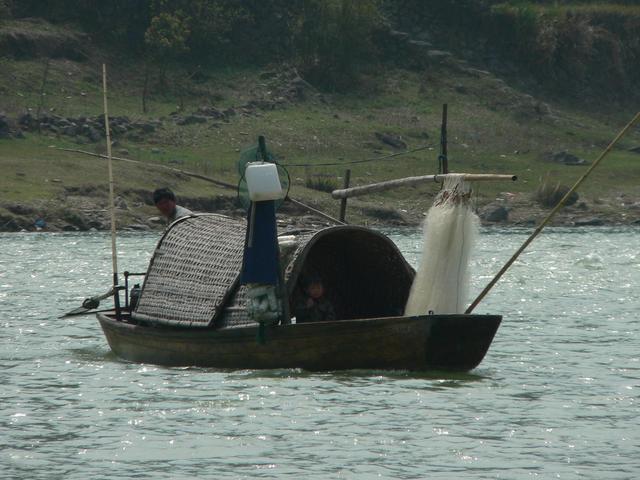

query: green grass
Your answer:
[0,136,231,208]
[2,47,640,225]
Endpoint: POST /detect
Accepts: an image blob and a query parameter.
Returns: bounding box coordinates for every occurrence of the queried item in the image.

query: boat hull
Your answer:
[97,313,501,372]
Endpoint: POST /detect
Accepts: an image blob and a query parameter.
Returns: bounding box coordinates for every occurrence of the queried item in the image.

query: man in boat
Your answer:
[293,275,336,323]
[153,188,193,224]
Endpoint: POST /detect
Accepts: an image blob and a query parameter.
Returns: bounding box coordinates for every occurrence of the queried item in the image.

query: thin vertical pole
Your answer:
[339,169,351,223]
[439,104,448,174]
[102,64,121,318]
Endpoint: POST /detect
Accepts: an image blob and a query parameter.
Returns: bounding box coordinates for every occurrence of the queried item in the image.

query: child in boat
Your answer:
[294,275,336,323]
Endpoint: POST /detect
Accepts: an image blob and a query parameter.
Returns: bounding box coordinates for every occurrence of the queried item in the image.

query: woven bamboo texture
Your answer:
[132,217,415,330]
[133,214,246,327]
[283,226,415,321]
[217,227,415,328]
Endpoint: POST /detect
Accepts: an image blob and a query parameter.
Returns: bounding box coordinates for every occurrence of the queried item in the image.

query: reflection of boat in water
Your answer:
[96,214,501,371]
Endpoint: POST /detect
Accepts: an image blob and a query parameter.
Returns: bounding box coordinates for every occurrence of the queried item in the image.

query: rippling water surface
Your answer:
[1,228,639,479]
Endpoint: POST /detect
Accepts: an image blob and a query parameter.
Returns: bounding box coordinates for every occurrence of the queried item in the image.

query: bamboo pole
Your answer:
[55,147,237,189]
[55,148,346,225]
[287,197,346,225]
[331,173,517,199]
[466,111,640,314]
[102,64,121,317]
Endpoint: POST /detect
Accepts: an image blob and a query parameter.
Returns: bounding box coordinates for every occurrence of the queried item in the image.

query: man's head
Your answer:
[153,188,177,218]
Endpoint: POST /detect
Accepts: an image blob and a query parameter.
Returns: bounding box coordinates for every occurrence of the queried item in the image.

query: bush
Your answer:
[490,3,540,60]
[293,0,383,91]
[11,1,152,47]
[540,12,628,92]
[387,0,491,35]
[305,177,338,193]
[534,177,579,208]
[486,4,636,96]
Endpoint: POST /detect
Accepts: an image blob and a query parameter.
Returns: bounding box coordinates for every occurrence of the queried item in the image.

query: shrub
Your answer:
[490,3,540,60]
[293,0,383,91]
[305,177,338,193]
[486,3,635,95]
[536,12,626,92]
[534,176,579,208]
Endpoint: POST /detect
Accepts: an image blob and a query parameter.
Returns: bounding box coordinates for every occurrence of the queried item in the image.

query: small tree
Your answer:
[149,0,246,62]
[142,12,190,112]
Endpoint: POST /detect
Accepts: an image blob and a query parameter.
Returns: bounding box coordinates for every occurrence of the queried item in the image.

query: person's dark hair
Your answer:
[301,273,323,289]
[153,188,176,204]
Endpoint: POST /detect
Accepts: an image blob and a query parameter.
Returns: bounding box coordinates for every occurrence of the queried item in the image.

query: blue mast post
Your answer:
[239,136,289,343]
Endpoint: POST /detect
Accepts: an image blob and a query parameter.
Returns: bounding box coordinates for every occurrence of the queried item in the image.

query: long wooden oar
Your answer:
[466,111,640,314]
[61,307,115,318]
[60,288,114,317]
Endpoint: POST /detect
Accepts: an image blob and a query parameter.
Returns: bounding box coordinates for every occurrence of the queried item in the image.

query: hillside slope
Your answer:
[1,20,640,232]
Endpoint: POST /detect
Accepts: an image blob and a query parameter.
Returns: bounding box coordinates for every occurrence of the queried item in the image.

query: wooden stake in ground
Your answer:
[102,64,121,316]
[439,103,448,174]
[339,169,351,222]
[466,111,640,314]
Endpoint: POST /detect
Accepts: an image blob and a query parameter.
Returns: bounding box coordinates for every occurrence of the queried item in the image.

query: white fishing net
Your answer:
[405,175,479,315]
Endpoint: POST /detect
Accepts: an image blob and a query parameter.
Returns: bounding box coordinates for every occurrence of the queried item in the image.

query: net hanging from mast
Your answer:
[405,174,479,315]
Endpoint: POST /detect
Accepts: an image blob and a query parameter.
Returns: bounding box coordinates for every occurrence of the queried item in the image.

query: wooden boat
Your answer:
[98,312,500,371]
[95,213,501,371]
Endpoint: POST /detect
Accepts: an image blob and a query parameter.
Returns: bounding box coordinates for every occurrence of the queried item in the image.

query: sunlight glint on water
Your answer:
[1,228,639,479]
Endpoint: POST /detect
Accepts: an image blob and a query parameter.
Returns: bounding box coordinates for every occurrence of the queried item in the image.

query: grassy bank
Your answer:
[1,31,640,231]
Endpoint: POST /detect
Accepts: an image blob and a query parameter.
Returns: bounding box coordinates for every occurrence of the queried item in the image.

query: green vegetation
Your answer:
[2,57,639,224]
[534,175,579,208]
[3,1,638,96]
[306,177,339,194]
[1,2,640,230]
[2,0,385,92]
[388,1,640,99]
[486,2,640,93]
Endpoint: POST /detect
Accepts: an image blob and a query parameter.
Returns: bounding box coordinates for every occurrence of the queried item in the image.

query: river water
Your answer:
[1,227,638,479]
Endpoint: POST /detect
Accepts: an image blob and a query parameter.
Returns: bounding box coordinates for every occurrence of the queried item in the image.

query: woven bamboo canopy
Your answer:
[133,214,415,328]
